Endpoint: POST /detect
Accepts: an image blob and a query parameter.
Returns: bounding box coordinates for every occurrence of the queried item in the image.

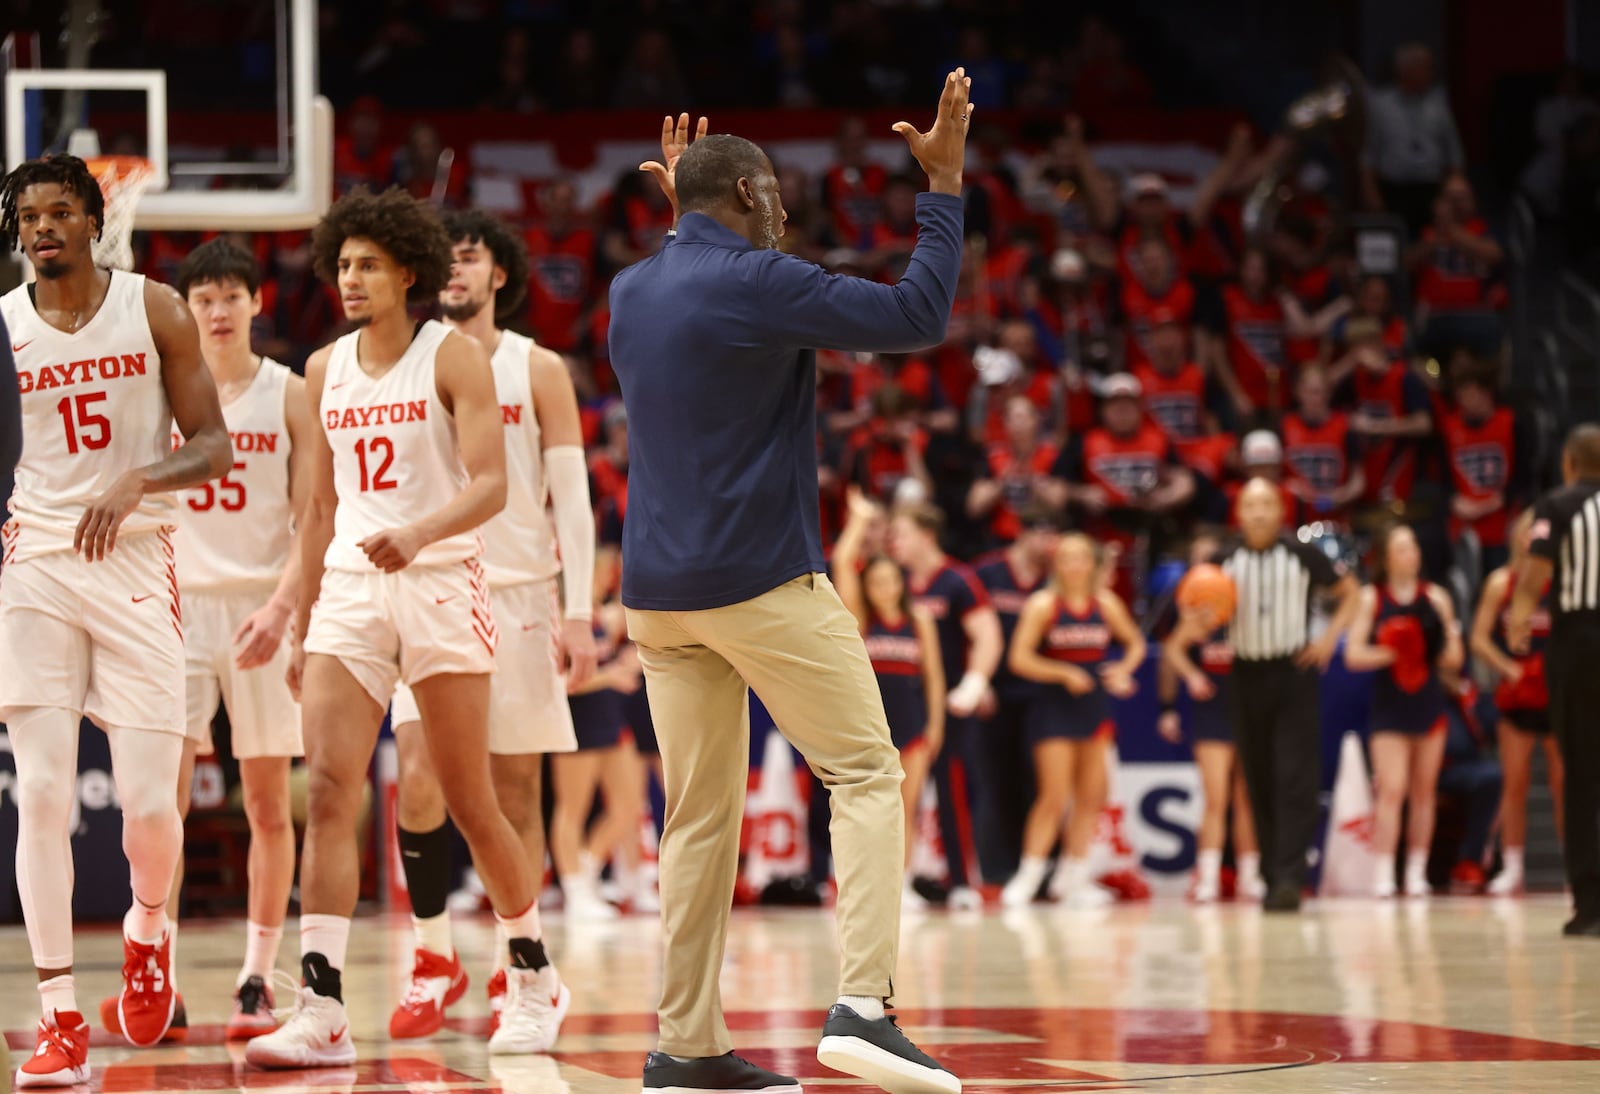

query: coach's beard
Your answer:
[440,300,483,322]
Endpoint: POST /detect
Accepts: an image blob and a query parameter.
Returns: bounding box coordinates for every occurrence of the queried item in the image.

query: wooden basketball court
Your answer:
[4,896,1599,1092]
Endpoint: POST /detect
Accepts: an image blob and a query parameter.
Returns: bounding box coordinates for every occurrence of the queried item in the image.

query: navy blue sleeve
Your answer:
[753,192,963,352]
[0,313,20,483]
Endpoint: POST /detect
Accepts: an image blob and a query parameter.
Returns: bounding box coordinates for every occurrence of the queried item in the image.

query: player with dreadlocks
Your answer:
[0,153,231,1086]
[381,207,596,1049]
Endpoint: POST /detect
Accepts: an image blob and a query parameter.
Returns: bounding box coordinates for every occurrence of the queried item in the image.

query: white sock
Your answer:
[1015,855,1048,882]
[1502,847,1525,876]
[412,911,453,958]
[495,899,542,947]
[1197,849,1222,885]
[124,897,168,947]
[1237,852,1262,880]
[240,921,284,985]
[300,913,351,972]
[39,974,77,1018]
[1376,853,1396,887]
[493,920,509,974]
[838,995,885,1021]
[1060,857,1090,890]
[1405,851,1429,886]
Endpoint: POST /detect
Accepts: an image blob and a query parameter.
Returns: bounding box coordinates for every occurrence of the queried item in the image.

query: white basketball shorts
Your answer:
[304,559,497,709]
[0,529,185,733]
[183,587,304,759]
[390,577,576,754]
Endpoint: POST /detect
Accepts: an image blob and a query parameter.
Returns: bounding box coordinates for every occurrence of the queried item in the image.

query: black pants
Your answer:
[1550,629,1600,919]
[1231,658,1322,892]
[930,715,978,887]
[979,696,1036,881]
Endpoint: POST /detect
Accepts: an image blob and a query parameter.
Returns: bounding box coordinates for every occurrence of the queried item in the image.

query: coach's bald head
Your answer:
[1237,477,1285,549]
[675,134,787,252]
[1565,424,1600,483]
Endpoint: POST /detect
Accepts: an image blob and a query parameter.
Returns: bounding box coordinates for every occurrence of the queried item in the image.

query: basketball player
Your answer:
[386,209,595,1045]
[97,238,309,1044]
[0,153,232,1086]
[244,188,549,1068]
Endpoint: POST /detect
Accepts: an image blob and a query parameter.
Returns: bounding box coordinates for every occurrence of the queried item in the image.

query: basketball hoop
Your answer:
[82,154,155,272]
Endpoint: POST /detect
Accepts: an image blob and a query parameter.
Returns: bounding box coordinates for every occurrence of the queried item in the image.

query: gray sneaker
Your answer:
[816,1005,960,1094]
[641,1051,801,1094]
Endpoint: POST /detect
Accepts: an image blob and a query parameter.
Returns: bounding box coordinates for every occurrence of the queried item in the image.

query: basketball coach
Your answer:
[607,73,973,1094]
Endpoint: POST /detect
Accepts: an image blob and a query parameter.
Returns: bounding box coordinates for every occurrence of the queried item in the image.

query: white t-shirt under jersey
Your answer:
[479,329,558,587]
[320,320,479,572]
[1,270,175,563]
[172,358,294,592]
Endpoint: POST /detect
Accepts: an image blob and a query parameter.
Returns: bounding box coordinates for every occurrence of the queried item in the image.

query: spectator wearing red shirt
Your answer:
[1322,275,1410,366]
[821,116,888,248]
[1210,247,1293,422]
[1441,360,1530,573]
[1408,173,1507,359]
[1225,430,1304,528]
[1269,215,1351,366]
[387,121,467,207]
[840,384,933,504]
[1119,237,1195,370]
[1281,365,1366,519]
[1026,248,1115,433]
[833,351,957,438]
[523,177,596,353]
[861,175,921,280]
[333,96,393,196]
[965,396,1071,547]
[255,234,342,372]
[936,238,1000,412]
[590,403,630,545]
[1134,316,1215,451]
[1336,321,1433,507]
[600,168,675,274]
[1061,374,1195,598]
[967,324,1062,447]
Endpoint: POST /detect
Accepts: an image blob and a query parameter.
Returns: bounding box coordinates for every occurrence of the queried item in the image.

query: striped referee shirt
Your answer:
[1529,479,1600,626]
[1219,536,1344,661]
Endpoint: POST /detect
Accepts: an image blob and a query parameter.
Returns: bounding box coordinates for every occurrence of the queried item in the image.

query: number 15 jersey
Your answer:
[1,271,174,563]
[319,320,480,572]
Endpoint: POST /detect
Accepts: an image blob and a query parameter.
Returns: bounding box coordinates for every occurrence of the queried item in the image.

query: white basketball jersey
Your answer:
[172,359,294,592]
[479,330,558,587]
[320,320,479,572]
[1,271,175,563]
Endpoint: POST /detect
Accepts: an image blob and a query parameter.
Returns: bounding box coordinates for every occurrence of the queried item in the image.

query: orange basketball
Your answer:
[1177,563,1236,625]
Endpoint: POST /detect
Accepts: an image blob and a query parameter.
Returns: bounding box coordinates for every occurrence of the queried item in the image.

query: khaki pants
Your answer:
[627,572,905,1057]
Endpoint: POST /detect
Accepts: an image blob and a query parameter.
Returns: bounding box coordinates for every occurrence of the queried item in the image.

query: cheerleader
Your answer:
[1470,510,1562,895]
[1345,524,1464,897]
[832,489,947,898]
[553,549,645,920]
[1159,535,1264,902]
[1004,533,1146,907]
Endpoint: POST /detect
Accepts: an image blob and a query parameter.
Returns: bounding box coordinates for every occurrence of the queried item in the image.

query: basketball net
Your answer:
[82,154,155,272]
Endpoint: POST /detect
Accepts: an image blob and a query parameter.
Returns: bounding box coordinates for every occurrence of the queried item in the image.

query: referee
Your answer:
[1220,479,1360,911]
[1509,424,1600,937]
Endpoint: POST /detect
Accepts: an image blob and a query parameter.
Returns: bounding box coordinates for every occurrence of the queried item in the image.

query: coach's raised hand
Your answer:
[640,112,709,224]
[893,68,972,196]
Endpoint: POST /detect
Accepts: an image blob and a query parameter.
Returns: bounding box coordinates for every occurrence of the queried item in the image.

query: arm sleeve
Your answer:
[546,445,596,620]
[0,314,20,483]
[754,193,964,352]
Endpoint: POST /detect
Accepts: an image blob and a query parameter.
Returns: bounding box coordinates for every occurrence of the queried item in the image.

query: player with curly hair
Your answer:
[1,152,231,1085]
[383,208,596,1050]
[245,188,547,1068]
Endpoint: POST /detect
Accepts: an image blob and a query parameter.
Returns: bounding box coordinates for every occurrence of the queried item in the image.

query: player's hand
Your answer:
[1099,664,1137,698]
[640,112,709,221]
[1157,710,1183,744]
[357,526,425,572]
[947,671,988,716]
[285,639,306,702]
[1060,664,1097,696]
[75,470,145,561]
[1183,669,1216,702]
[234,598,293,670]
[560,617,599,689]
[975,685,998,720]
[893,68,972,195]
[1295,632,1340,671]
[611,643,644,692]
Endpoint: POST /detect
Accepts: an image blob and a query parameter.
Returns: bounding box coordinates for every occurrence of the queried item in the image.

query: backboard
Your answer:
[2,0,331,231]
